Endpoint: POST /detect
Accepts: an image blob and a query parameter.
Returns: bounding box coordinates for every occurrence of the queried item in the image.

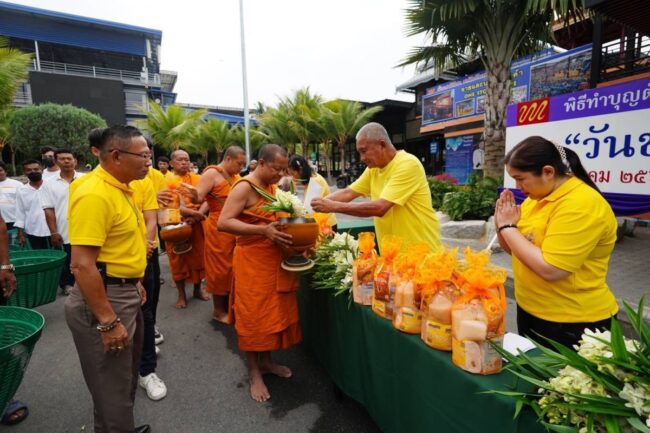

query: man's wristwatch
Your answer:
[0,264,15,272]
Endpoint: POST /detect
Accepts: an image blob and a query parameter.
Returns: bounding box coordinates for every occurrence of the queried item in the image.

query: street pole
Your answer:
[239,0,251,163]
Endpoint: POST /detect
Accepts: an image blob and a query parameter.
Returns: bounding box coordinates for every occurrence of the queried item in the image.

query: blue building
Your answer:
[0,0,178,125]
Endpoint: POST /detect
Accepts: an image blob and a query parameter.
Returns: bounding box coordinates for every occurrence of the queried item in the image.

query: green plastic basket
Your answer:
[0,306,45,416]
[7,250,67,308]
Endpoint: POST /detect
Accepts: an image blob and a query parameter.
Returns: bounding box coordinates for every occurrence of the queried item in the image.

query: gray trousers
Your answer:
[65,283,143,433]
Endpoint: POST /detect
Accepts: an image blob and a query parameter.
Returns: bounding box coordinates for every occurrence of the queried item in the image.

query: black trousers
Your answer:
[517,304,613,349]
[139,250,161,377]
[26,234,50,250]
[59,243,75,288]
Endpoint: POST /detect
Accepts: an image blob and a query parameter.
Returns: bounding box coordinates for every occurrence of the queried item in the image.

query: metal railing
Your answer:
[31,60,161,86]
[601,36,650,82]
[13,83,32,107]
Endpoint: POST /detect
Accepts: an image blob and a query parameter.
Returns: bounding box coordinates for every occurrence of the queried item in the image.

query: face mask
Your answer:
[26,172,42,182]
[42,158,55,168]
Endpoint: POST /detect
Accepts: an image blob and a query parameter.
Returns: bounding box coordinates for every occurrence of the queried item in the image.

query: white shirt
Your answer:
[0,178,24,223]
[15,182,49,236]
[42,168,60,181]
[40,171,83,244]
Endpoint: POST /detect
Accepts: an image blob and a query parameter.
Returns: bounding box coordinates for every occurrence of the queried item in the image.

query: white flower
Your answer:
[619,383,650,419]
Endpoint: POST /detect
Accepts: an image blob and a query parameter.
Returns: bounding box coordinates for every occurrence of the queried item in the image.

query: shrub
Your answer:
[440,174,500,221]
[428,175,459,210]
[9,103,107,162]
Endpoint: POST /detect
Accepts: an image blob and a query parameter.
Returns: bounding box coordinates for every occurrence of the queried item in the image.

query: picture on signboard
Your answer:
[529,50,590,100]
[511,85,528,104]
[455,98,475,118]
[423,90,454,123]
[476,95,486,114]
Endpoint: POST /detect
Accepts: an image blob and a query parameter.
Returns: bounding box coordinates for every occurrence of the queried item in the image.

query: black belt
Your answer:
[104,277,140,286]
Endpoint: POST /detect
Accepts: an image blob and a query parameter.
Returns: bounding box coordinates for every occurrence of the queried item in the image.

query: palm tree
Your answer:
[138,101,206,151]
[258,103,298,153]
[284,87,324,158]
[322,99,382,176]
[0,108,12,169]
[400,0,582,178]
[0,37,31,111]
[187,118,232,164]
[230,124,265,156]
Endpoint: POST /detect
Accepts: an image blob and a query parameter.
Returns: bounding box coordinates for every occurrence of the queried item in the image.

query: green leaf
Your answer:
[604,414,621,433]
[609,318,630,363]
[514,399,524,419]
[626,417,650,433]
[540,422,579,433]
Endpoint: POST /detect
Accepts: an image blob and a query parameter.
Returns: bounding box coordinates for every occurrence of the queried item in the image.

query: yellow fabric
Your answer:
[306,173,337,227]
[130,176,159,247]
[513,176,618,323]
[69,166,146,278]
[163,170,175,179]
[350,151,440,252]
[147,168,167,193]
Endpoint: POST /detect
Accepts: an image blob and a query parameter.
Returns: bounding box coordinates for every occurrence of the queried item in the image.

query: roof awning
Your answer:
[585,0,650,36]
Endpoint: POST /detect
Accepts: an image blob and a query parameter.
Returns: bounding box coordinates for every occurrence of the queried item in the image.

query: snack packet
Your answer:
[352,232,378,305]
[372,235,402,319]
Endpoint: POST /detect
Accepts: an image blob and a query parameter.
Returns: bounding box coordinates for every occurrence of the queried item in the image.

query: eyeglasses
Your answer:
[111,149,152,160]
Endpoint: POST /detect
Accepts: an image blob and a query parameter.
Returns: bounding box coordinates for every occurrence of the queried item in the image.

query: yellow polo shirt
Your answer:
[514,176,618,323]
[147,168,167,193]
[350,150,440,252]
[69,166,146,278]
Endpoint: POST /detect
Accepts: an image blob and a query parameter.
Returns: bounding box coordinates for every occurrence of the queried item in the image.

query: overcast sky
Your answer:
[12,0,420,108]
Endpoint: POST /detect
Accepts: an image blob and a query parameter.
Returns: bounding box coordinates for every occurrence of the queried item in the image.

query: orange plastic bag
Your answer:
[352,232,378,305]
[372,235,402,319]
[392,242,431,333]
[451,248,507,375]
[417,248,462,350]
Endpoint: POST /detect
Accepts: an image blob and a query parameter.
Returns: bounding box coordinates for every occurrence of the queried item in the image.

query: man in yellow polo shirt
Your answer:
[312,122,440,251]
[65,125,152,433]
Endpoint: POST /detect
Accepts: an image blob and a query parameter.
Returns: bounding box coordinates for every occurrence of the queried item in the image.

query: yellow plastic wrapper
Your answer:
[392,242,431,334]
[451,248,507,375]
[352,232,378,305]
[372,235,403,319]
[418,248,462,350]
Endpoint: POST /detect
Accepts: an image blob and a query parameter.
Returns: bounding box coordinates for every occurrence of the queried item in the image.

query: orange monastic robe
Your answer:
[166,172,205,283]
[232,179,302,352]
[202,165,239,296]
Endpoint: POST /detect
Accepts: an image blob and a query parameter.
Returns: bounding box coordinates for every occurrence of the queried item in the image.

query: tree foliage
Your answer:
[9,103,106,163]
[0,37,31,111]
[400,0,583,178]
[139,101,206,151]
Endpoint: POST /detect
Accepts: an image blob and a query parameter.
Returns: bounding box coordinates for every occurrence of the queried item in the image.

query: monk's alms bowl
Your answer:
[278,217,319,249]
[159,223,192,244]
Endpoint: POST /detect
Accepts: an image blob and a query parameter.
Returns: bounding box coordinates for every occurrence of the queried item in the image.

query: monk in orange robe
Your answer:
[183,146,246,322]
[167,149,209,308]
[218,144,302,402]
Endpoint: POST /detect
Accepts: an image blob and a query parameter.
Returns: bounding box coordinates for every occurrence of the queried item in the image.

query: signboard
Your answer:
[444,135,475,184]
[430,141,439,154]
[505,77,650,195]
[422,45,591,126]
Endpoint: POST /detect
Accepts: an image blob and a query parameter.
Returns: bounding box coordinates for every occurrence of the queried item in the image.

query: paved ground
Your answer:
[1,257,381,433]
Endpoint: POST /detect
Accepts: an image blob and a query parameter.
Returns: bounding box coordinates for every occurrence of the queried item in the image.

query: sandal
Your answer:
[1,400,29,425]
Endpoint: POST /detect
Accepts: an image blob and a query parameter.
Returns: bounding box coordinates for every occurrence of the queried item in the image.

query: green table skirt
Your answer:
[297,281,545,433]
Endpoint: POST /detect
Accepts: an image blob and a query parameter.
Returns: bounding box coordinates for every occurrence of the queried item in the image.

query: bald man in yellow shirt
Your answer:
[312,122,440,252]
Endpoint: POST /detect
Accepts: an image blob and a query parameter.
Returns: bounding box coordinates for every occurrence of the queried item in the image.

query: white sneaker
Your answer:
[155,346,160,356]
[154,327,164,345]
[139,373,167,401]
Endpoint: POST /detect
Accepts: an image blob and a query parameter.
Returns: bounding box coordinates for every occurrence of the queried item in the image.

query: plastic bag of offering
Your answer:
[451,248,507,375]
[372,235,402,319]
[418,248,462,350]
[352,232,378,305]
[392,243,431,333]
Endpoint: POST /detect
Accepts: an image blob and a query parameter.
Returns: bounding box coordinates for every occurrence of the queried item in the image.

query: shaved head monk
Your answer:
[218,144,301,402]
[184,146,246,322]
[167,149,209,308]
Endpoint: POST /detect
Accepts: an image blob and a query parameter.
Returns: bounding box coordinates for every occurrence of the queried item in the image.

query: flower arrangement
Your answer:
[256,188,308,218]
[312,232,358,297]
[492,299,650,433]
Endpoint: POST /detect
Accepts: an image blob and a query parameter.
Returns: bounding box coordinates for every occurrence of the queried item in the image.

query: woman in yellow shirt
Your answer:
[495,136,618,348]
[287,155,337,230]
